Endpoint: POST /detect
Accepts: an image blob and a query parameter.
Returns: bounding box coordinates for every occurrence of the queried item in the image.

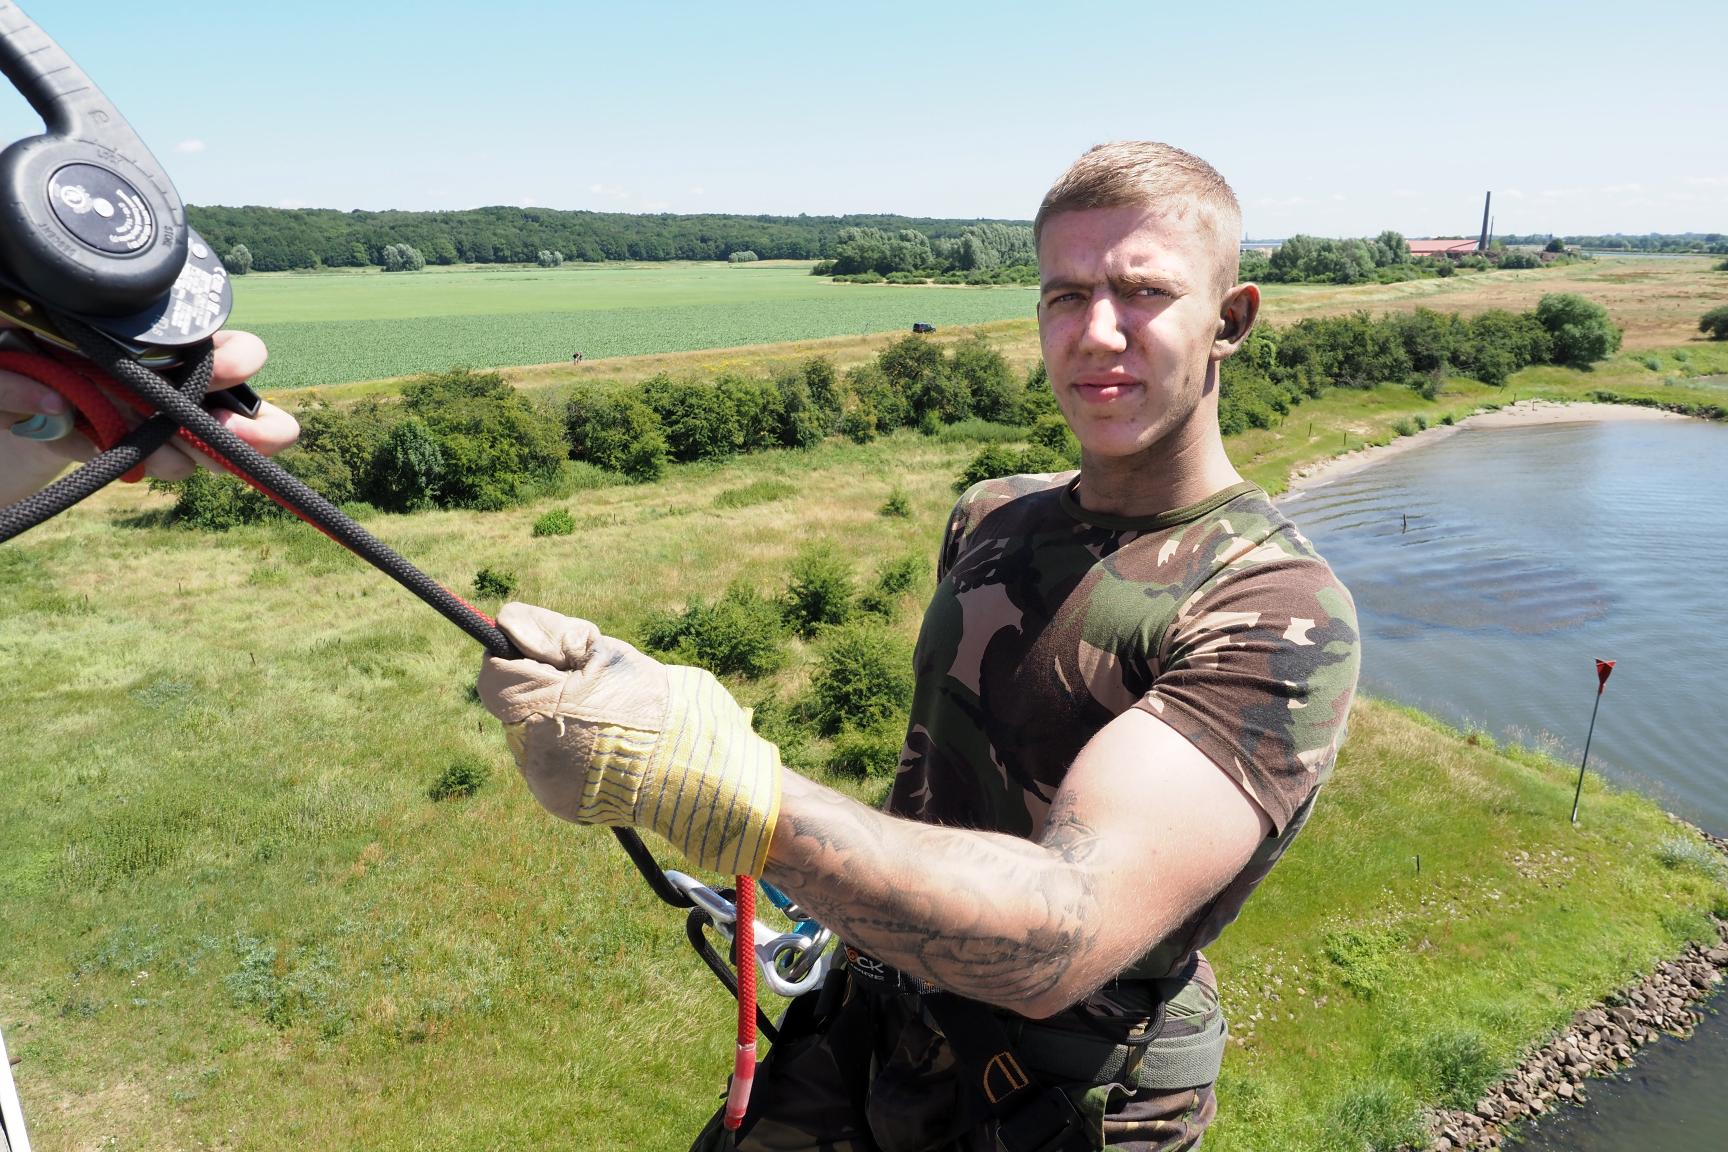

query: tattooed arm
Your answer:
[764,706,1271,1018]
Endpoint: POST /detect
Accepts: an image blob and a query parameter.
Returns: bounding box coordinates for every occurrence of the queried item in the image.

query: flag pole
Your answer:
[1571,659,1615,824]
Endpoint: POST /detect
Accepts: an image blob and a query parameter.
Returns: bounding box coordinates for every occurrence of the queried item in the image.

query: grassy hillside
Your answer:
[4,342,1727,1149]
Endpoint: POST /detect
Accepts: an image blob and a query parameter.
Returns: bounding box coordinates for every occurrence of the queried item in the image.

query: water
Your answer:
[1286,419,1728,832]
[1282,417,1728,1151]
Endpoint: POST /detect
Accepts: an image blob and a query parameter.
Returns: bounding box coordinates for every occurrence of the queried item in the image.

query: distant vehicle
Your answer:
[911,322,936,334]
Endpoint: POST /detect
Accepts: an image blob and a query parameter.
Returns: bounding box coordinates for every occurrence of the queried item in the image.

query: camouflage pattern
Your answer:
[892,473,1358,978]
[691,473,1358,1152]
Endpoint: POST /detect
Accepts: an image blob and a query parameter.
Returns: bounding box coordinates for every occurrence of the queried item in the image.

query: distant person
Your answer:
[478,141,1361,1152]
[572,351,584,362]
[1,329,298,506]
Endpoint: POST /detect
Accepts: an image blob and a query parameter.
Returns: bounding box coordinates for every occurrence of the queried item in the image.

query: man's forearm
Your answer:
[762,771,1108,1015]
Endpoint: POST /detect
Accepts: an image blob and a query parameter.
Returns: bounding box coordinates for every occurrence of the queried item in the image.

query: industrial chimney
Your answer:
[1478,192,1492,252]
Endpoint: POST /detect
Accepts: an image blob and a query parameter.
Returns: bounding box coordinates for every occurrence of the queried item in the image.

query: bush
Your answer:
[1498,249,1541,269]
[531,509,576,537]
[806,622,913,735]
[948,337,1022,422]
[1700,305,1728,340]
[716,373,785,453]
[1391,418,1417,438]
[473,566,517,599]
[642,374,743,462]
[1535,293,1623,367]
[845,363,910,433]
[727,250,759,263]
[402,369,566,509]
[565,385,668,482]
[828,720,906,779]
[954,444,1021,493]
[859,553,926,618]
[163,470,281,530]
[643,582,786,679]
[782,542,856,637]
[771,370,826,449]
[369,416,445,512]
[427,755,491,800]
[1028,414,1081,464]
[879,487,911,518]
[801,357,844,435]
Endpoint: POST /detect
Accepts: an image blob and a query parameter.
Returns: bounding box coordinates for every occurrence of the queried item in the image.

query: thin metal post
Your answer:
[1571,690,1604,824]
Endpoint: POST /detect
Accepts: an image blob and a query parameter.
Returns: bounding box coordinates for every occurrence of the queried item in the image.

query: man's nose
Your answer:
[1078,293,1128,354]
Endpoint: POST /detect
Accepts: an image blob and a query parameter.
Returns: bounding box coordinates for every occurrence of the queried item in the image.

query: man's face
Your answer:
[1036,204,1228,463]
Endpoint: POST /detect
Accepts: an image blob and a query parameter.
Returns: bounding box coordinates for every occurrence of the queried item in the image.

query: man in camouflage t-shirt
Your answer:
[480,141,1359,1152]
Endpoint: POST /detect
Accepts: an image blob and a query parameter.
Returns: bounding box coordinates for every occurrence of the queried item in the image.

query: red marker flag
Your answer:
[1596,659,1616,694]
[1574,658,1616,822]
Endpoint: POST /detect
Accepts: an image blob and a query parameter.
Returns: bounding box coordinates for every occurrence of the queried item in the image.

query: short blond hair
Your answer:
[1034,141,1243,291]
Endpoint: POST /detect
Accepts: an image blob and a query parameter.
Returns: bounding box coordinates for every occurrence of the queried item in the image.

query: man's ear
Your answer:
[1211,283,1260,360]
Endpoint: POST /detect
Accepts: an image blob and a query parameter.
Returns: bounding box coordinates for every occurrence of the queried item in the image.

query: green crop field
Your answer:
[226,261,1038,390]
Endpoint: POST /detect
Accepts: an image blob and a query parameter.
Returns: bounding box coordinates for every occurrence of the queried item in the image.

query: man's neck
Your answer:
[1073,432,1244,520]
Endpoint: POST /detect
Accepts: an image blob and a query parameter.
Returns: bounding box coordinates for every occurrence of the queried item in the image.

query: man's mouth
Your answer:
[1073,377,1141,402]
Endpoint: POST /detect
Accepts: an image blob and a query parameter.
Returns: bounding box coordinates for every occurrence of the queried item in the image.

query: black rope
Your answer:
[48,313,513,657]
[2,319,684,974]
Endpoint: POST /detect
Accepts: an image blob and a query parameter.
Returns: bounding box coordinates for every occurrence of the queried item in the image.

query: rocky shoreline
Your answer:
[1415,829,1728,1151]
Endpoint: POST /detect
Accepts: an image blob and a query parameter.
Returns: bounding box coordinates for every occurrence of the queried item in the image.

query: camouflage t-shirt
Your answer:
[888,473,1360,979]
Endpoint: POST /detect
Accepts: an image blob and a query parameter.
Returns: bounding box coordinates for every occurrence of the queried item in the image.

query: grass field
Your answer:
[4,339,1727,1148]
[228,261,1038,390]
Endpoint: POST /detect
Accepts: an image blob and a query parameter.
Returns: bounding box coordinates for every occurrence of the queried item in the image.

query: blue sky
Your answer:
[4,1,1723,237]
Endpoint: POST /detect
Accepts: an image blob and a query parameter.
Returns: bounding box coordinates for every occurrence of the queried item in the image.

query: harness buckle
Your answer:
[992,1084,1091,1152]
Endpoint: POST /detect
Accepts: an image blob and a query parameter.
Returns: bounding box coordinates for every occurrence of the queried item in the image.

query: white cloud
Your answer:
[588,183,631,201]
[174,139,206,154]
[517,195,538,208]
[276,197,309,209]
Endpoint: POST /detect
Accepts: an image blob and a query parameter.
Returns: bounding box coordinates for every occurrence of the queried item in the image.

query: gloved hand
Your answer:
[478,602,781,876]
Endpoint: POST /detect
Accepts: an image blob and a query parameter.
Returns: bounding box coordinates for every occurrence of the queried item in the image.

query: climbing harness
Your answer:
[0,4,818,1144]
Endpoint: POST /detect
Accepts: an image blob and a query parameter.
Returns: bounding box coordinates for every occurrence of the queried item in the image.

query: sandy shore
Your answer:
[1282,399,1692,497]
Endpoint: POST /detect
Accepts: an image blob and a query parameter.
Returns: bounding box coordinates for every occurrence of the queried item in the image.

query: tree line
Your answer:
[185,205,1032,273]
[159,294,1622,530]
[1500,232,1728,254]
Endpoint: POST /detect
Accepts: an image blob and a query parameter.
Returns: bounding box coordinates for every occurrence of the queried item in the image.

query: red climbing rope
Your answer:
[725,874,758,1134]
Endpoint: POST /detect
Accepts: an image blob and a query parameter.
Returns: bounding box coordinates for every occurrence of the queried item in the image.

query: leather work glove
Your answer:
[477,602,781,877]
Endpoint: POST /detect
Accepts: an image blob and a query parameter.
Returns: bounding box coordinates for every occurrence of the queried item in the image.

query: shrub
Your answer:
[1498,249,1541,269]
[1439,412,1456,426]
[1322,925,1403,999]
[782,542,856,637]
[800,357,844,434]
[846,362,912,433]
[428,755,491,800]
[949,336,1022,423]
[531,509,576,537]
[369,416,445,512]
[402,369,566,509]
[163,470,281,530]
[473,566,517,599]
[828,720,906,779]
[565,385,668,482]
[1535,293,1623,367]
[859,553,926,618]
[640,374,742,462]
[713,479,798,509]
[716,373,786,453]
[643,581,786,679]
[1653,834,1728,881]
[1028,414,1081,464]
[726,250,759,263]
[771,369,826,449]
[1321,1080,1423,1152]
[954,444,1021,493]
[1716,258,1728,272]
[1700,305,1728,340]
[879,487,911,518]
[806,622,914,735]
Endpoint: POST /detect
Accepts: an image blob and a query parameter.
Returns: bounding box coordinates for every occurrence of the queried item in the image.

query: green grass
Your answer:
[3,348,1726,1149]
[228,262,1037,390]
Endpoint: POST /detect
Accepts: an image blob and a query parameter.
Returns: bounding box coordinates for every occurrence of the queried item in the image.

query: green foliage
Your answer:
[1266,233,1429,285]
[879,486,912,518]
[224,936,342,1033]
[726,250,759,263]
[859,553,927,618]
[781,542,856,638]
[846,362,911,433]
[565,385,668,482]
[1498,249,1541,269]
[224,243,253,275]
[641,374,743,462]
[805,621,914,736]
[948,336,1022,422]
[1391,418,1417,438]
[1653,834,1728,883]
[644,582,787,679]
[427,755,492,800]
[1700,305,1728,340]
[370,416,445,512]
[401,369,567,509]
[1717,258,1728,272]
[1319,1080,1424,1152]
[381,243,425,272]
[1322,925,1404,999]
[162,470,282,530]
[535,249,564,268]
[1399,1029,1502,1111]
[1535,293,1623,367]
[712,479,798,509]
[952,441,1072,493]
[1028,414,1081,464]
[530,509,576,537]
[828,720,906,780]
[472,566,517,599]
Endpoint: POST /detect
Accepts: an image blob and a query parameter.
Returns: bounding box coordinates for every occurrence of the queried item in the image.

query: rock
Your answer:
[1558,1083,1575,1100]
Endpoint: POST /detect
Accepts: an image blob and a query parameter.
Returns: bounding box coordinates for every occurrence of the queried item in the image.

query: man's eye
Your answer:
[1134,286,1169,298]
[1045,291,1082,306]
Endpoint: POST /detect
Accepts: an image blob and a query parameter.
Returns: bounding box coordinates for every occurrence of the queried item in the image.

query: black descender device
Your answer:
[0,0,257,413]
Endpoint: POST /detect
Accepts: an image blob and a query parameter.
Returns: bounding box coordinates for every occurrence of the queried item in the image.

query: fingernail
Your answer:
[11,411,74,441]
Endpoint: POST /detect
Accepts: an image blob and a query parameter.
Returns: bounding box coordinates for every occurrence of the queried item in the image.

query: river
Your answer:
[1282,415,1728,1150]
